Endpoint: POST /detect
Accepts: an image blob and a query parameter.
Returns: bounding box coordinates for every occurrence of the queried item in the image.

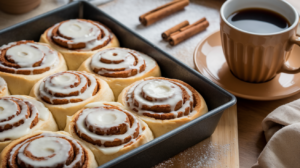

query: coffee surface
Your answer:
[227,8,290,34]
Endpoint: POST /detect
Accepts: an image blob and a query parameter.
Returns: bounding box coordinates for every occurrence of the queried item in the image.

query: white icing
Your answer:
[8,132,85,168]
[39,72,97,104]
[12,95,49,120]
[50,19,112,51]
[75,105,143,155]
[59,20,101,39]
[107,50,154,78]
[126,79,194,118]
[85,102,123,108]
[90,48,146,77]
[6,44,44,67]
[0,42,59,75]
[0,96,49,141]
[26,137,69,157]
[0,99,18,120]
[86,110,127,127]
[52,73,78,86]
[142,80,175,99]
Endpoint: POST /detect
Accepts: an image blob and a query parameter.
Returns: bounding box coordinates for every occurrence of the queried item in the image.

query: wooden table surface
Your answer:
[1,0,300,168]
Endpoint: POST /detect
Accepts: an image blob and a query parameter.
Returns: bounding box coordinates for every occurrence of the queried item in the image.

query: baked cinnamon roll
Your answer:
[40,19,119,70]
[0,77,9,97]
[0,131,97,168]
[118,77,208,137]
[0,95,58,152]
[78,47,161,98]
[65,102,153,165]
[0,40,67,95]
[30,71,114,130]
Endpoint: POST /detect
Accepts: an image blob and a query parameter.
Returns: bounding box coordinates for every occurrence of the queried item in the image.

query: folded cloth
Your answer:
[253,99,300,168]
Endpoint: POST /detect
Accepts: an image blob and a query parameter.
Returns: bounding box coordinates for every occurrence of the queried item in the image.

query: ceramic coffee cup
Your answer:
[220,0,300,83]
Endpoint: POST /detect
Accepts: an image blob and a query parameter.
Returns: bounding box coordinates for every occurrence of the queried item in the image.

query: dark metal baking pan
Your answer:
[0,1,236,168]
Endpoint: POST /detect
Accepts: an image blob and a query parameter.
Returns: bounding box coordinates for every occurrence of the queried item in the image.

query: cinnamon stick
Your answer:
[162,20,189,41]
[139,0,190,26]
[169,20,209,46]
[180,17,206,31]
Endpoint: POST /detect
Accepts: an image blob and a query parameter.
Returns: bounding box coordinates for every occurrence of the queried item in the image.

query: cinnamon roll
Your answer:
[40,19,120,70]
[0,95,58,152]
[30,71,115,130]
[78,47,161,98]
[0,40,67,95]
[0,77,9,97]
[65,102,153,165]
[118,77,208,137]
[0,131,97,168]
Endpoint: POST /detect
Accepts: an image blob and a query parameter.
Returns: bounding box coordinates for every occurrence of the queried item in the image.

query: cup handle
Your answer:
[280,27,300,74]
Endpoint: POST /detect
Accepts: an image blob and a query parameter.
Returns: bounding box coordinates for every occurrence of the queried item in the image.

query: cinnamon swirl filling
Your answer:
[125,78,196,120]
[0,97,39,141]
[90,48,146,78]
[5,132,89,168]
[39,71,99,105]
[74,104,142,148]
[48,19,112,50]
[0,41,59,75]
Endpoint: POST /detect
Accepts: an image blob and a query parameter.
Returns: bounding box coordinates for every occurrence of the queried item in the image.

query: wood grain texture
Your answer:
[155,105,239,168]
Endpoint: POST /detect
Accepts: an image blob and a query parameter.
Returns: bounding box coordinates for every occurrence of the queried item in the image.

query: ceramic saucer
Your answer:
[194,31,300,101]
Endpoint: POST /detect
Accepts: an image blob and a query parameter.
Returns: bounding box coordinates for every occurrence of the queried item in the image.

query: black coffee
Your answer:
[227,8,290,34]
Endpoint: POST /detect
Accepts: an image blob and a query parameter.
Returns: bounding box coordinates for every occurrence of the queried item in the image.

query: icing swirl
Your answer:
[0,96,49,142]
[4,132,89,168]
[90,48,146,78]
[48,19,112,51]
[0,41,59,75]
[39,71,99,105]
[125,78,195,120]
[74,104,143,150]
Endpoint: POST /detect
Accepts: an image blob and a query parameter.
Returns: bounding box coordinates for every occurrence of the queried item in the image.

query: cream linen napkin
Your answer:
[253,99,300,168]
